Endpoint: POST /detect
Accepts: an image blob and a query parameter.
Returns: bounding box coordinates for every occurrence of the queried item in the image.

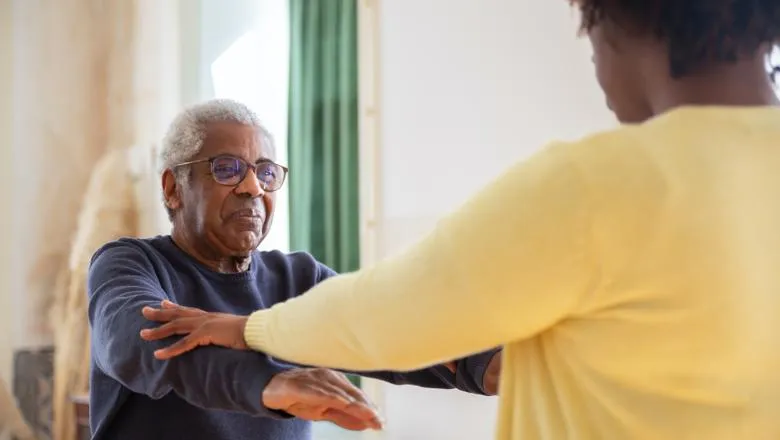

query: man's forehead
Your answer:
[201,122,275,159]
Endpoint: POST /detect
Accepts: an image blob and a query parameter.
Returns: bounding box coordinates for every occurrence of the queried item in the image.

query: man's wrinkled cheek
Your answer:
[263,196,276,234]
[210,188,234,222]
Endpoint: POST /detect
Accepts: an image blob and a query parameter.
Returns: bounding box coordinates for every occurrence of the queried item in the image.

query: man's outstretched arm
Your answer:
[90,241,382,433]
[88,242,293,417]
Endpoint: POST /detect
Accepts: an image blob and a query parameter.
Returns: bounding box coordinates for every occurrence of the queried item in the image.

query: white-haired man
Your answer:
[87,99,500,440]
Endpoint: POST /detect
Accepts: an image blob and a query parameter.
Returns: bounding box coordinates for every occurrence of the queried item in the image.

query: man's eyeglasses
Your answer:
[173,155,288,192]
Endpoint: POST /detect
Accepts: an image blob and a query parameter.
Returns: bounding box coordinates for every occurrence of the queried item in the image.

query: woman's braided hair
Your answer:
[572,0,780,79]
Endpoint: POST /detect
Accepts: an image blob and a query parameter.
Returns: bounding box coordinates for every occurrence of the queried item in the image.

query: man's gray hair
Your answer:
[159,98,275,220]
[160,98,275,177]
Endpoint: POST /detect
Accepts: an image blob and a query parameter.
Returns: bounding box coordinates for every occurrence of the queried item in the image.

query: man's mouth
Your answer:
[230,208,265,221]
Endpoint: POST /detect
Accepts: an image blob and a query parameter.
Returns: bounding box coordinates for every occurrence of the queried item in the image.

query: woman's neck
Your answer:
[648,58,780,117]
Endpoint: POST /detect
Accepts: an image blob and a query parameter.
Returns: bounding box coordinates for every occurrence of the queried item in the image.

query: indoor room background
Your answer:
[0,0,616,439]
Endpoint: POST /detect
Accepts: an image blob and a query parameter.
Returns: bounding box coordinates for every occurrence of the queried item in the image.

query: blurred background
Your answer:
[0,0,618,439]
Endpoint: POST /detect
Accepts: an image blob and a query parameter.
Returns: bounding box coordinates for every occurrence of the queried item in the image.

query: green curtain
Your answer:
[287,0,360,384]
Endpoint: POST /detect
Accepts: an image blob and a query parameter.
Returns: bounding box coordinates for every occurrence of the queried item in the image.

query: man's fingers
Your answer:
[296,381,380,425]
[285,402,372,431]
[330,374,376,410]
[315,382,381,428]
[287,384,383,431]
[313,370,381,425]
[321,408,376,431]
[302,382,356,408]
[152,333,201,360]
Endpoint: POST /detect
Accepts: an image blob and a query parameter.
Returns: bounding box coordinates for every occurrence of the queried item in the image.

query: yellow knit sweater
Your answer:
[246,107,780,439]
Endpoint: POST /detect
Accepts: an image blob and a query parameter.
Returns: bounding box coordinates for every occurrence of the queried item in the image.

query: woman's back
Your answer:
[499,106,780,439]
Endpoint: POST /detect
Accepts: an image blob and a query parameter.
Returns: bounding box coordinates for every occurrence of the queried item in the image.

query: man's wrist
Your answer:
[443,361,458,374]
[455,348,501,395]
[255,366,295,419]
[481,350,501,395]
[262,377,294,419]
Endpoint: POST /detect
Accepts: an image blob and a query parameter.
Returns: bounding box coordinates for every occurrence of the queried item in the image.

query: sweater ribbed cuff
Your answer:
[244,310,272,352]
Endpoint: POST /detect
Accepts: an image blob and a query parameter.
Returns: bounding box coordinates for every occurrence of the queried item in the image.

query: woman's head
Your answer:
[571,0,780,123]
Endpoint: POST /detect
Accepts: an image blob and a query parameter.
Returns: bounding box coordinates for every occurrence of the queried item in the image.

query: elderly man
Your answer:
[88,98,500,440]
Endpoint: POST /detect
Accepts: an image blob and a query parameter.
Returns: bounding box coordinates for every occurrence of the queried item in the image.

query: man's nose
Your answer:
[234,168,266,198]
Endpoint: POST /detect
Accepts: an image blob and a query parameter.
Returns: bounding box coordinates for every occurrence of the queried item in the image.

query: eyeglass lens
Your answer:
[211,156,285,191]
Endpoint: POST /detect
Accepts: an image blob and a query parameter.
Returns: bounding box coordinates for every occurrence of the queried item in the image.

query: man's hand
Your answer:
[264,368,383,431]
[482,351,502,395]
[140,300,249,359]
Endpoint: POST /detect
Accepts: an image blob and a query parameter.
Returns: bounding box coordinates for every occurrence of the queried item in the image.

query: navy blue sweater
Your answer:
[88,236,498,440]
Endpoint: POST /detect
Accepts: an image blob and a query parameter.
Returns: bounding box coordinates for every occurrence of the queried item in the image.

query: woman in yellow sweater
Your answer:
[141,1,780,438]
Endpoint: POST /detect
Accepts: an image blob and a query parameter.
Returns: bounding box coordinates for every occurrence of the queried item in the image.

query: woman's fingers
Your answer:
[152,333,203,360]
[140,316,204,341]
[142,301,206,321]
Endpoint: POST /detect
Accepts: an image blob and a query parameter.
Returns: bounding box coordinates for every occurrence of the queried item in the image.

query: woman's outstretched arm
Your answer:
[242,144,597,371]
[143,143,597,372]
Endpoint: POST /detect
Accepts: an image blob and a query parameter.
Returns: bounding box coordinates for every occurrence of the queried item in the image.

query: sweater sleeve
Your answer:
[88,242,291,418]
[244,144,596,371]
[313,263,500,394]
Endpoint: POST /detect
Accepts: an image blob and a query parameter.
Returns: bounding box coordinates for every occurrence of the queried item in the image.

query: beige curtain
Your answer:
[11,1,178,439]
[13,0,140,347]
[51,147,149,440]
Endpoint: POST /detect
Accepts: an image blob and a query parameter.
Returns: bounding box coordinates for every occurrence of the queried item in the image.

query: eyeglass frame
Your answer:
[172,154,289,192]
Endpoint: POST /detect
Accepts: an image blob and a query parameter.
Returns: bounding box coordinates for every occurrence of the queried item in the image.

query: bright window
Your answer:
[209,2,291,252]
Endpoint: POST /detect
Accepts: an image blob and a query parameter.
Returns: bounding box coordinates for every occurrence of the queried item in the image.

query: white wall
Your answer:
[362,1,616,438]
[0,0,14,386]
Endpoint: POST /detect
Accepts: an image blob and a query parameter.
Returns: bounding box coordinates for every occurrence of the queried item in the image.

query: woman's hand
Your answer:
[140,300,249,360]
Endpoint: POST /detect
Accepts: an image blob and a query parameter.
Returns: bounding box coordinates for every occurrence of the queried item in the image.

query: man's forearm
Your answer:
[337,349,501,395]
[94,317,292,417]
[361,351,499,395]
[273,360,458,391]
[357,366,457,390]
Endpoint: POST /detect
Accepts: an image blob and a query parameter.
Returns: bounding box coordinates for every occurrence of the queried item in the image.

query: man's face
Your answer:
[168,122,276,257]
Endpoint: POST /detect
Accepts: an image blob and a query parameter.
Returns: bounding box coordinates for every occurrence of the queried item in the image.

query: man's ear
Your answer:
[162,169,182,211]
